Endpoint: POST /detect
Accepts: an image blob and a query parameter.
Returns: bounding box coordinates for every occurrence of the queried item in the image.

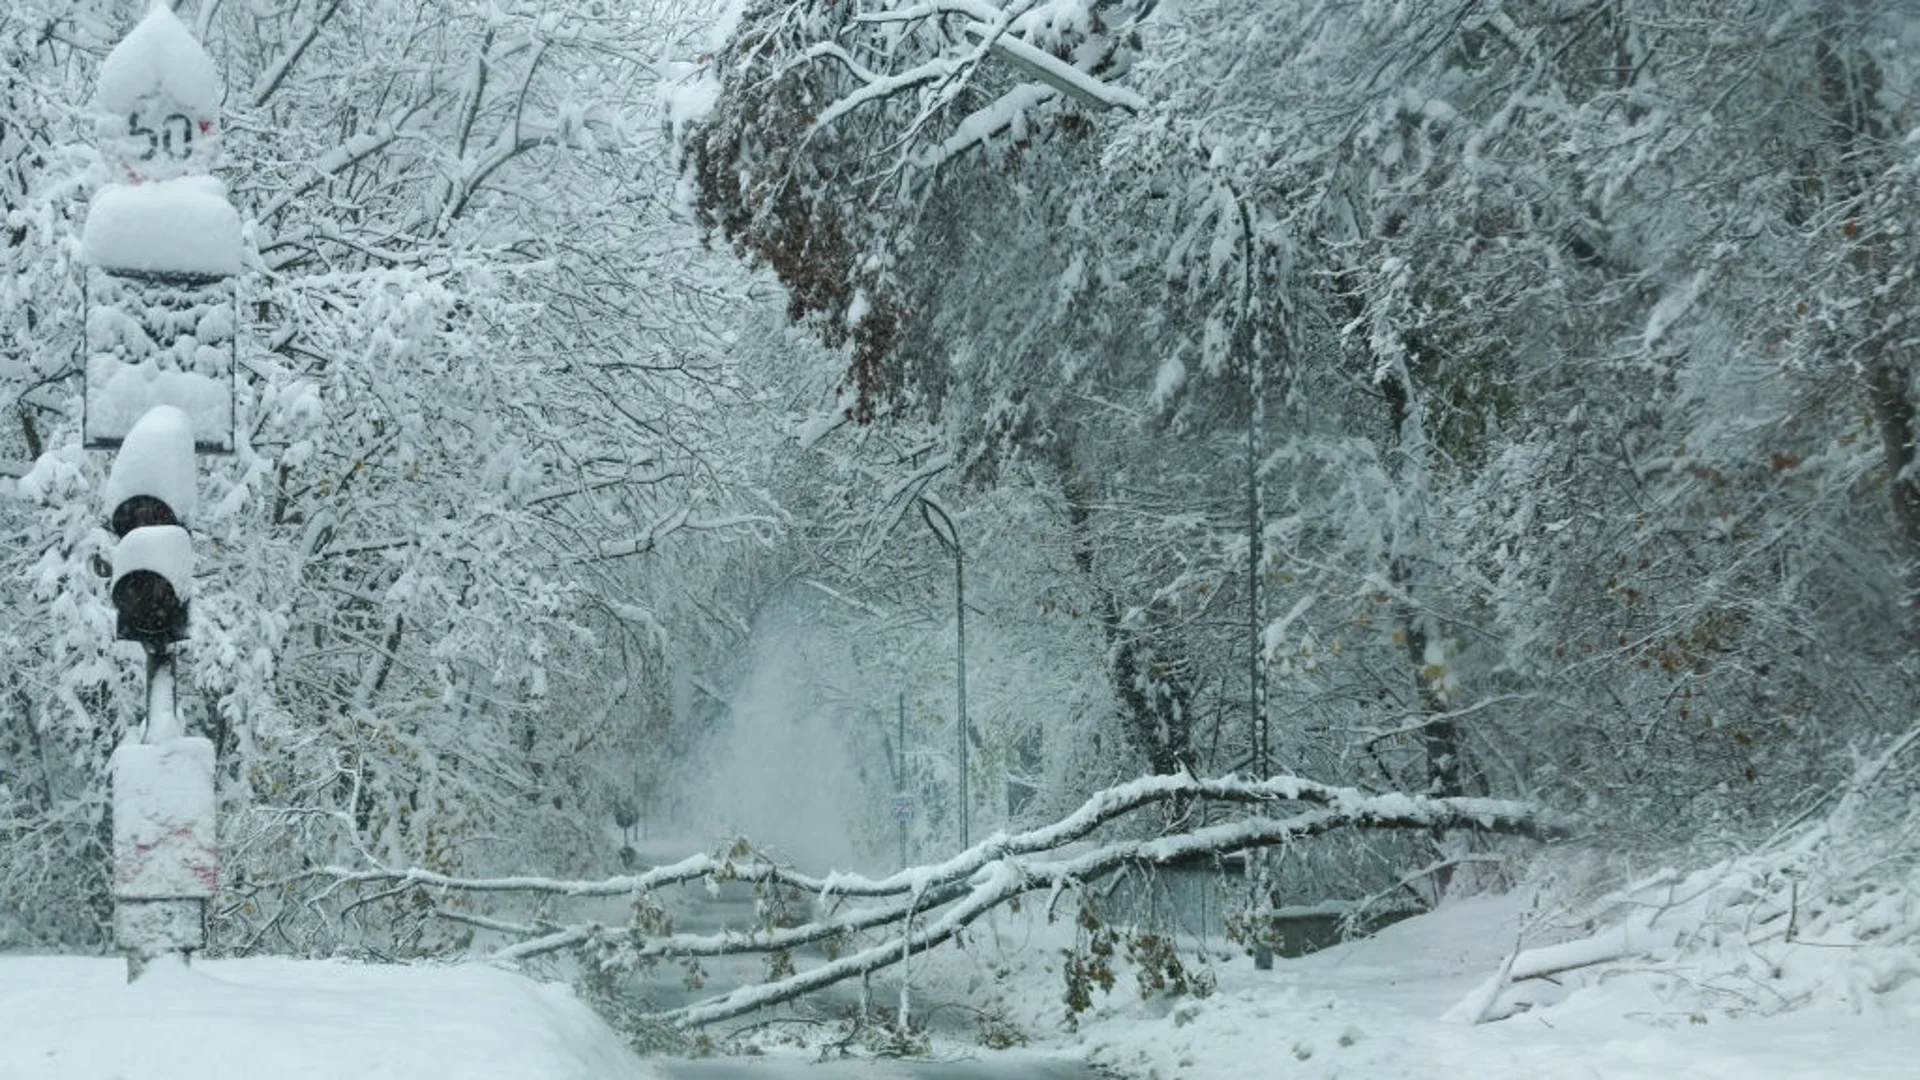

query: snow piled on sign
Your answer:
[87,354,233,452]
[84,177,242,278]
[0,955,660,1080]
[95,1,220,122]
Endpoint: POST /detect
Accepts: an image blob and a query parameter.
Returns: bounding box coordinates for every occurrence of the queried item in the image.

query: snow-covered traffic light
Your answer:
[105,406,196,645]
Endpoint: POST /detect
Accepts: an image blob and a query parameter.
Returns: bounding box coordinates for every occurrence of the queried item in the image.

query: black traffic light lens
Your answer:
[110,494,180,538]
[111,569,187,644]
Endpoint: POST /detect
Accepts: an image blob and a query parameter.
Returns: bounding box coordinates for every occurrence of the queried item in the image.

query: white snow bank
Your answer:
[1053,736,1920,1079]
[0,955,660,1080]
[84,177,242,278]
[1067,890,1919,1080]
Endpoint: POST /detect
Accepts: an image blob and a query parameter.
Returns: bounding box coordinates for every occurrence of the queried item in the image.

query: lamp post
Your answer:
[897,693,909,867]
[918,498,969,850]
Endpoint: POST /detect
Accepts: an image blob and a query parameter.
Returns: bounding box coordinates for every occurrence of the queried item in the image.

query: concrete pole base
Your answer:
[116,897,204,982]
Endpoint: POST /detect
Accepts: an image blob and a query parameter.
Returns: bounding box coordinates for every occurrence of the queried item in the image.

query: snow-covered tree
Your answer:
[683,0,1920,863]
[1,0,787,951]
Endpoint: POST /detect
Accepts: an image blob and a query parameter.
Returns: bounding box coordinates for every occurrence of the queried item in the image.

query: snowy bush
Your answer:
[1459,726,1920,1025]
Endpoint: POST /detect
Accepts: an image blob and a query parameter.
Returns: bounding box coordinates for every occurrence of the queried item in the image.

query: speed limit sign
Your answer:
[94,4,222,182]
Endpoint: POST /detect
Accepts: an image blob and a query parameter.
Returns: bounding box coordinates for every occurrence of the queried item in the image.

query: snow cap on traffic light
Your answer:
[105,404,197,533]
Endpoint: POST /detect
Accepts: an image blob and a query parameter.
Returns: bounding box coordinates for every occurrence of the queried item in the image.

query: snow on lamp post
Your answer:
[82,0,239,455]
[81,2,238,979]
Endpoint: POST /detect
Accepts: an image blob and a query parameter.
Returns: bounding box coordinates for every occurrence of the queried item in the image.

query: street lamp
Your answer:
[918,497,969,850]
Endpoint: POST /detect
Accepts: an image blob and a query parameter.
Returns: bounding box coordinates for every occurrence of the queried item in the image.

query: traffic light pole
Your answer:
[104,408,213,981]
[145,645,180,743]
[115,636,214,981]
[123,643,188,980]
[83,4,235,983]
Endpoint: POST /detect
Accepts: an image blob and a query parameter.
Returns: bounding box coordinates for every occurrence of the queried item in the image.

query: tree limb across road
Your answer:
[308,772,1569,1027]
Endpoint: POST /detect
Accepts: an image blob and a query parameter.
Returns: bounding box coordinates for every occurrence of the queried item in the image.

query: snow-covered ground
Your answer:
[1056,890,1918,1079]
[0,953,657,1080]
[6,881,1915,1079]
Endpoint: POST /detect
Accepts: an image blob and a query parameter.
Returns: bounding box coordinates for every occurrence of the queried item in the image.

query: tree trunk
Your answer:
[1866,359,1920,568]
[1378,360,1463,803]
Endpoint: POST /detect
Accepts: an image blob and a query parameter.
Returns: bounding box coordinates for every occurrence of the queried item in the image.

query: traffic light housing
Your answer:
[105,406,197,646]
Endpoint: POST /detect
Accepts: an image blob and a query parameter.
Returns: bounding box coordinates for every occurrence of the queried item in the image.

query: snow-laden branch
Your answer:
[916,83,1052,172]
[257,109,422,227]
[961,22,1146,113]
[845,1,1146,111]
[652,786,1558,1028]
[315,771,1562,906]
[307,772,1563,1026]
[1451,723,1920,1025]
[314,849,730,899]
[851,0,1000,23]
[792,772,1562,900]
[249,0,343,107]
[330,772,1551,905]
[800,47,964,137]
[794,1,1144,148]
[594,510,777,560]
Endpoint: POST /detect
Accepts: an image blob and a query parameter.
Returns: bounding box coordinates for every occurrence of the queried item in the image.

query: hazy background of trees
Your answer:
[5,0,1920,953]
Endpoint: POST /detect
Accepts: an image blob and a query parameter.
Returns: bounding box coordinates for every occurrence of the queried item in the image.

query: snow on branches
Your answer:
[684,0,1153,421]
[1455,724,1920,1025]
[300,770,1566,1027]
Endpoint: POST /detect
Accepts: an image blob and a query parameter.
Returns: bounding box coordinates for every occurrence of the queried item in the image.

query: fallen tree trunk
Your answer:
[299,771,1570,1027]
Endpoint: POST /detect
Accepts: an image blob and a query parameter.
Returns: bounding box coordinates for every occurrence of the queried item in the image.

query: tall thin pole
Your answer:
[955,541,968,849]
[146,644,181,742]
[1249,352,1267,778]
[920,498,968,849]
[1238,190,1271,780]
[897,692,908,868]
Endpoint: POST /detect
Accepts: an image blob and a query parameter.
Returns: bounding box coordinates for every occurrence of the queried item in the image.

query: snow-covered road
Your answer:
[9,886,1915,1079]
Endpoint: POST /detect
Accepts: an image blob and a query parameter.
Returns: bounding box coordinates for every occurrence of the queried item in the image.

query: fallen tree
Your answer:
[265,772,1569,1029]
